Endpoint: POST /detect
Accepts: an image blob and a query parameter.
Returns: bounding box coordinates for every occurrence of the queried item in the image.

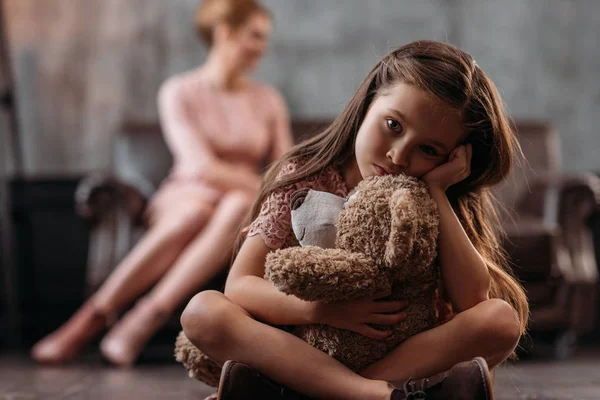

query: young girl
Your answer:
[182,40,529,399]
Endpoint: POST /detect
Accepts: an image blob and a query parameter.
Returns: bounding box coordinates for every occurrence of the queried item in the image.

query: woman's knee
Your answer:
[181,290,235,348]
[220,191,255,216]
[165,201,213,234]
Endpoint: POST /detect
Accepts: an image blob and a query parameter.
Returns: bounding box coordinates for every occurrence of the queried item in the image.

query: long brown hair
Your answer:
[239,40,528,339]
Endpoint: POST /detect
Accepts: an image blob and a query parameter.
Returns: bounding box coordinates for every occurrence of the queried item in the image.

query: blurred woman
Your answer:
[32,0,292,366]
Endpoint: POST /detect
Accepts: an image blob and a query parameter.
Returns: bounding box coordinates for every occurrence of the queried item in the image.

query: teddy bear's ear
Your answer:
[384,188,417,266]
[386,185,440,271]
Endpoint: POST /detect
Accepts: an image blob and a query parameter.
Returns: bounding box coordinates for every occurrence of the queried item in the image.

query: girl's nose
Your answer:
[387,145,409,168]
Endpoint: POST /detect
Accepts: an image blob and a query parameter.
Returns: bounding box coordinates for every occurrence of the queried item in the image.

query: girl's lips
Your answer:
[374,164,391,176]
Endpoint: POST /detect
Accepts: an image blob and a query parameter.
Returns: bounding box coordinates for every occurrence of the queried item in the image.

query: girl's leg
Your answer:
[360,298,521,382]
[31,199,212,364]
[182,292,520,400]
[100,191,253,366]
[182,291,391,400]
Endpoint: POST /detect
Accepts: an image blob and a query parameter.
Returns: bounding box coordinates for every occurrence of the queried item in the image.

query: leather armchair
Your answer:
[494,122,600,358]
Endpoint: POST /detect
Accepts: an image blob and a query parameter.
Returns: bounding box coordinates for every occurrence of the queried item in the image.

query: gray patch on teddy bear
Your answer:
[291,189,347,248]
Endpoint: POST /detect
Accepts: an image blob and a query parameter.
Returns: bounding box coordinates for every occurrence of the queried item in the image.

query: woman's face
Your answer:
[221,11,272,73]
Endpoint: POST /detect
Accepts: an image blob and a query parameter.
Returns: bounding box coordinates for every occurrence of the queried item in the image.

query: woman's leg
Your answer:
[31,199,213,364]
[92,199,214,312]
[100,191,253,366]
[182,292,520,400]
[149,190,254,312]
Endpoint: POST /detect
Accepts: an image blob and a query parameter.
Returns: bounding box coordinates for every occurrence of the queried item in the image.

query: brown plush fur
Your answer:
[174,331,222,386]
[174,174,440,384]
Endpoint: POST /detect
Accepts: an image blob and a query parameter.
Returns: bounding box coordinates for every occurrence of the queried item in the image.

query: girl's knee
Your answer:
[181,290,233,347]
[476,299,521,350]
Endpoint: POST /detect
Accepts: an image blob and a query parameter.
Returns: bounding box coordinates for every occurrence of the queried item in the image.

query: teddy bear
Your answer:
[175,173,441,384]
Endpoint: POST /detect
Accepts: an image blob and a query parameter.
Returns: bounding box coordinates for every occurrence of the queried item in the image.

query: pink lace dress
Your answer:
[247,159,454,325]
[247,161,349,249]
[147,68,293,219]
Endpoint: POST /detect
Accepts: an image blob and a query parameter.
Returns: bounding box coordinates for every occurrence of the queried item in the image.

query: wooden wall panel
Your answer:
[4,0,203,176]
[2,0,599,176]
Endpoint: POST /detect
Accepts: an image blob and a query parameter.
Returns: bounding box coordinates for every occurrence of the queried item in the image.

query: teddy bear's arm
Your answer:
[174,331,222,386]
[265,246,392,303]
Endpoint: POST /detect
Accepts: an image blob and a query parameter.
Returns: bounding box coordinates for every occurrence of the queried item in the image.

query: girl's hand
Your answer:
[310,291,409,340]
[423,143,472,191]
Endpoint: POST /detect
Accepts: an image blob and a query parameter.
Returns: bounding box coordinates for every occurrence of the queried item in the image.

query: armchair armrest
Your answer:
[510,173,599,335]
[515,172,600,226]
[514,172,600,277]
[75,173,148,224]
[502,219,560,282]
[509,172,600,280]
[75,173,150,294]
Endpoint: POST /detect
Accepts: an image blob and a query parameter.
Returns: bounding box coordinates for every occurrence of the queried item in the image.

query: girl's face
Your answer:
[348,82,466,187]
[219,12,272,73]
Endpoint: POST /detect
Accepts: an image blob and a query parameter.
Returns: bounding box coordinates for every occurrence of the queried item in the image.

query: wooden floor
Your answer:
[1,350,600,399]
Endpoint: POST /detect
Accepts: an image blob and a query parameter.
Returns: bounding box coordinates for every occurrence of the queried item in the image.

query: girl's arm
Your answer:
[225,235,315,325]
[429,186,490,312]
[158,78,261,193]
[225,235,407,338]
[423,144,490,312]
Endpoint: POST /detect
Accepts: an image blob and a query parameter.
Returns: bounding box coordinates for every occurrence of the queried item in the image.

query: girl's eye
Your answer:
[420,145,439,156]
[386,118,403,133]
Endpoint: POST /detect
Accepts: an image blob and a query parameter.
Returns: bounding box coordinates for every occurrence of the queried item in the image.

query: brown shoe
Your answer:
[389,357,494,400]
[31,301,114,364]
[100,297,169,367]
[217,360,309,400]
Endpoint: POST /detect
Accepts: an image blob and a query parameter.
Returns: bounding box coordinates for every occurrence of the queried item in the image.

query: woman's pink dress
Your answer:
[148,69,293,218]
